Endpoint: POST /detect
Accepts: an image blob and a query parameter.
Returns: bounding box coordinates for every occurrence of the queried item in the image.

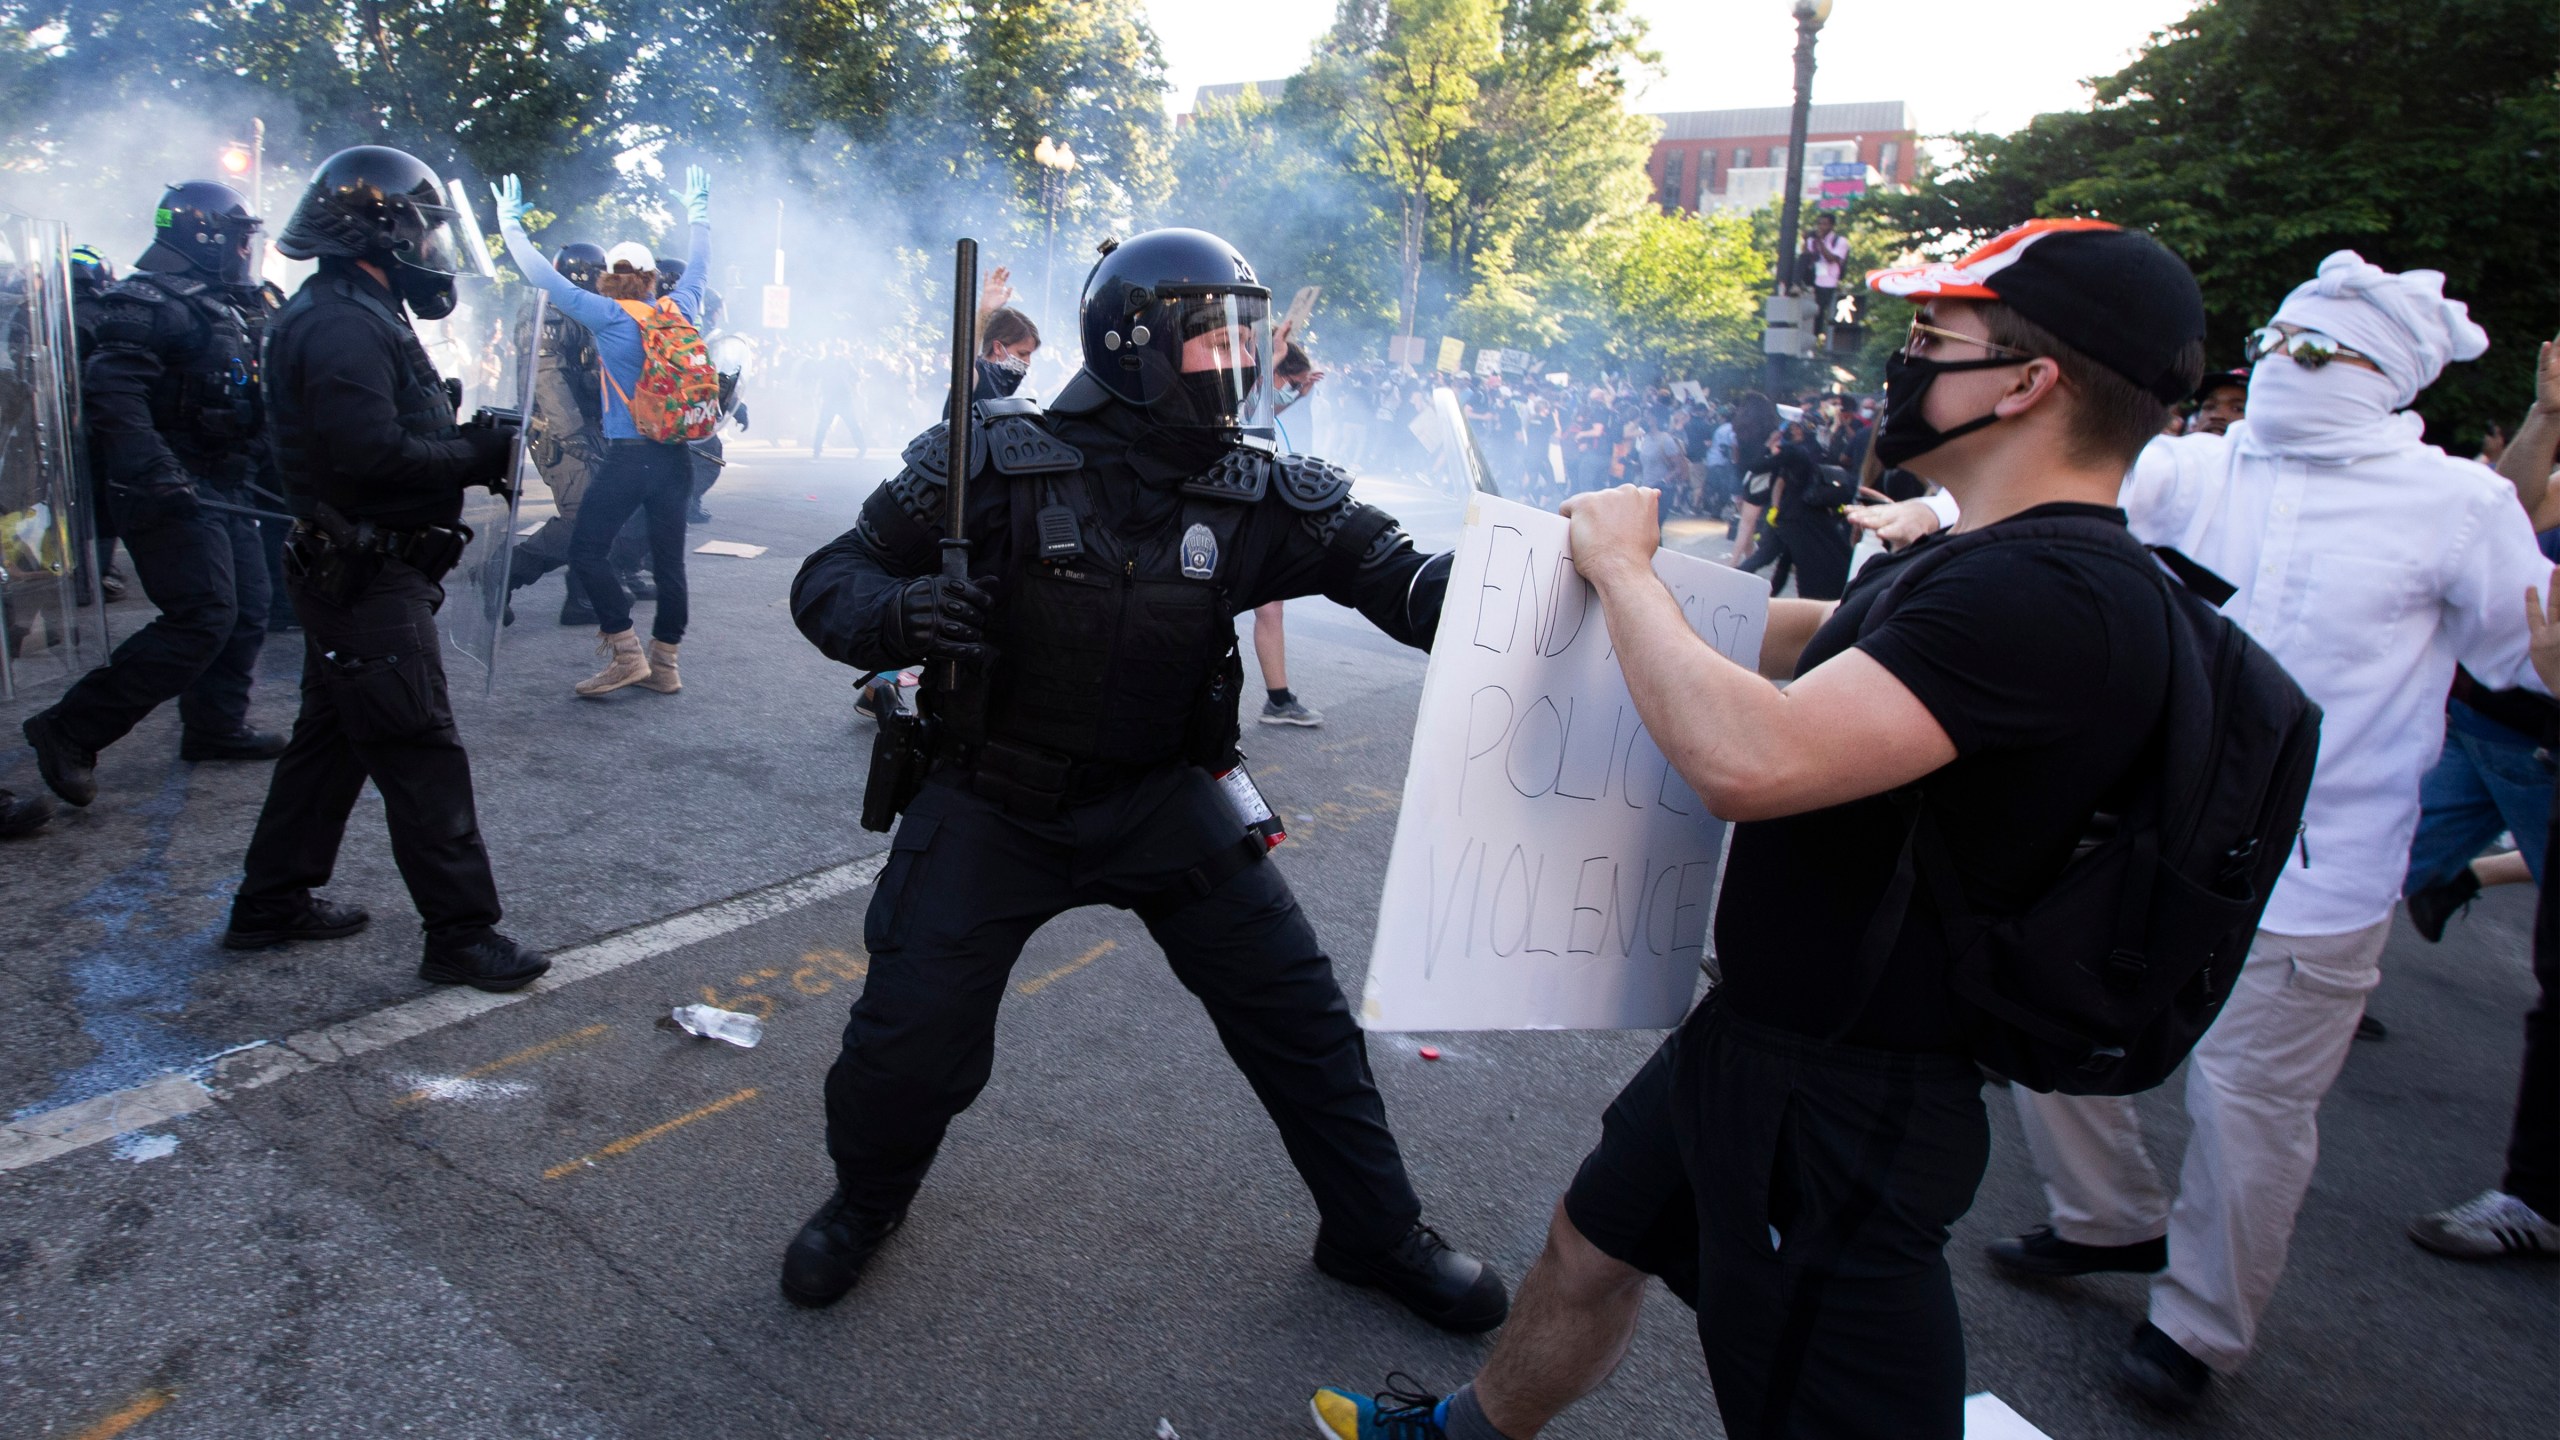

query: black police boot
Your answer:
[623,570,657,602]
[1314,1222,1510,1334]
[2117,1321,2213,1413]
[180,727,290,762]
[223,897,371,951]
[0,788,54,839]
[1986,1226,2167,1278]
[780,1189,907,1308]
[22,710,97,807]
[688,504,713,525]
[560,575,599,627]
[419,931,550,992]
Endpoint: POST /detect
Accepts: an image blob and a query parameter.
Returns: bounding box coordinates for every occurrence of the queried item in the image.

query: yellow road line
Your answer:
[543,1088,759,1181]
[71,1389,172,1440]
[394,1023,610,1106]
[1016,940,1118,997]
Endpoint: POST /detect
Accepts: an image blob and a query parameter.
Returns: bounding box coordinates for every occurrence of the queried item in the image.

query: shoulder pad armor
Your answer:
[977,395,1042,419]
[1182,448,1270,503]
[985,412,1083,475]
[897,420,988,487]
[1274,454,1356,512]
[90,284,178,348]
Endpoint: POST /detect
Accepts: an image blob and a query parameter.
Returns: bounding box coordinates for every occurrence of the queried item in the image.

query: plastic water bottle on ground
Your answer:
[668,1003,764,1049]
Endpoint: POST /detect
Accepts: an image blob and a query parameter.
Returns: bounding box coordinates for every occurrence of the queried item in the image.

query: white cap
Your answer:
[603,241,656,274]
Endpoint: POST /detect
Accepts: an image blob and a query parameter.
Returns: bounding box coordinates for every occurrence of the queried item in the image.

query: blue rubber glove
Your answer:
[682,166,712,225]
[491,174,527,228]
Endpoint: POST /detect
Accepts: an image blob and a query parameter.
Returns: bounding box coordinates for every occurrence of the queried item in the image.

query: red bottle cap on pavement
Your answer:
[1419,1046,1441,1061]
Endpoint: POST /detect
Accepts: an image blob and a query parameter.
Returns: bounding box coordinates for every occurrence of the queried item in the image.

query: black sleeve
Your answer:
[789,465,946,672]
[81,298,187,492]
[1244,495,1450,650]
[1852,547,2124,757]
[295,316,479,508]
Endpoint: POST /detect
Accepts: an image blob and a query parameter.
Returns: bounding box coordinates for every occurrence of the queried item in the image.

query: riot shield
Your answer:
[0,212,109,701]
[437,285,544,696]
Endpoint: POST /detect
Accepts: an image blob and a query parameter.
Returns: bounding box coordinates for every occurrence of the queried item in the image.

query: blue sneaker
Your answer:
[1309,1375,1446,1438]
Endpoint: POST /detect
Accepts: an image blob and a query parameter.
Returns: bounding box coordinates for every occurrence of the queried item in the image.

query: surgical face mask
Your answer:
[1274,380,1305,412]
[2240,354,2400,456]
[1872,348,2025,467]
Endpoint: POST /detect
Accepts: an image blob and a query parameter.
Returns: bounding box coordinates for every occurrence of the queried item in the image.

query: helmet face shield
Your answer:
[415,178,493,279]
[1108,287,1271,431]
[220,217,266,289]
[1170,290,1271,434]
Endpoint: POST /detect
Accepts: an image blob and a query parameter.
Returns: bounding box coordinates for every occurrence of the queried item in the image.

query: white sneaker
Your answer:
[2407,1189,2560,1260]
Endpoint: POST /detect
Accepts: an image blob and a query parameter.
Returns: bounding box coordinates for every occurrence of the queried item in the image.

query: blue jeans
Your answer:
[570,440,691,644]
[2403,699,2554,893]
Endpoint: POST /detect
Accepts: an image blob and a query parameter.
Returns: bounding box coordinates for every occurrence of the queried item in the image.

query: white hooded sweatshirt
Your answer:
[2120,250,2540,936]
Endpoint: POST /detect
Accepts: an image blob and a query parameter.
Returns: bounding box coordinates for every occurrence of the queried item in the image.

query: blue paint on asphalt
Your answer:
[12,760,234,1118]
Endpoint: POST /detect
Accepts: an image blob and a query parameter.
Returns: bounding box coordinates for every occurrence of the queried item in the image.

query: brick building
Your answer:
[1645,100,1916,214]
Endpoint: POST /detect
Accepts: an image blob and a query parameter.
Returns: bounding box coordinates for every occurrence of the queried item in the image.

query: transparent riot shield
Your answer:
[1423,384,1499,499]
[436,286,544,696]
[0,212,109,701]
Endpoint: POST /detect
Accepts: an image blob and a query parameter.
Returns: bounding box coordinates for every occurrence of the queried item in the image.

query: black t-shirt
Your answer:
[1713,502,2173,1051]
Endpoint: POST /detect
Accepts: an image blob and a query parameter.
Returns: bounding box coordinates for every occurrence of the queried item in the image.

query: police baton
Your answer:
[938,237,979,697]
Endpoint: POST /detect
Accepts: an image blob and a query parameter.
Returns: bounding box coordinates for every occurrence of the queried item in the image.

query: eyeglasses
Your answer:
[2244,324,2379,371]
[1902,318,2035,361]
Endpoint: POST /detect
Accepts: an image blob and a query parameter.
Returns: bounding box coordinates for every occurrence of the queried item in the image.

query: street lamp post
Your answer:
[1765,0,1831,398]
[1033,136,1078,331]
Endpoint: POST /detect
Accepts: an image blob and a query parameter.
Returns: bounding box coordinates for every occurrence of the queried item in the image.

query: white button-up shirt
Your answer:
[2121,424,2551,935]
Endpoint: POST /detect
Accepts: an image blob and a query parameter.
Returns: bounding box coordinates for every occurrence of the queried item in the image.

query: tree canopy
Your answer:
[1869,0,2559,444]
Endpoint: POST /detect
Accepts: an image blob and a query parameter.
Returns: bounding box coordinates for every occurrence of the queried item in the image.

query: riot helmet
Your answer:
[1078,228,1272,433]
[555,241,607,293]
[653,256,685,298]
[137,181,264,290]
[275,145,484,320]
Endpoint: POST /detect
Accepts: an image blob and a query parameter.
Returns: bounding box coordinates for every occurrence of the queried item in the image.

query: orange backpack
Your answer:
[601,297,722,442]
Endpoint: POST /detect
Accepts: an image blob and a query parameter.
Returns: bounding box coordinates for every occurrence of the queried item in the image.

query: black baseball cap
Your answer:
[2193,367,2250,400]
[1867,219,2207,403]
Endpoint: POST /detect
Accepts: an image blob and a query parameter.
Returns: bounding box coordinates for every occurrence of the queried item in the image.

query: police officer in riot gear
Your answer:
[20,182,285,809]
[223,145,547,992]
[784,229,1503,1331]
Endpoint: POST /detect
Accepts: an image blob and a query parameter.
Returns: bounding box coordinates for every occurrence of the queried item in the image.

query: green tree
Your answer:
[1159,87,1402,347]
[1871,0,2560,445]
[1568,207,1766,378]
[1297,0,1500,339]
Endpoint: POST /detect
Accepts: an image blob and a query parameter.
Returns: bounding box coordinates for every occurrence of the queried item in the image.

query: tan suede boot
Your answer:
[637,638,681,694]
[574,629,650,697]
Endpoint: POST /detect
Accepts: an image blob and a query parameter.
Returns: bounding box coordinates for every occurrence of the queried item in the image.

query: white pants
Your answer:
[2011,921,2390,1373]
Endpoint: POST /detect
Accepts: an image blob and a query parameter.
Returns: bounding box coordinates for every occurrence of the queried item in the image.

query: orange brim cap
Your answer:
[1865,217,2123,298]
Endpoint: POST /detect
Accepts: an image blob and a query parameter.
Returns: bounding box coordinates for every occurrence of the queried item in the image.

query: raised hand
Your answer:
[491,174,527,227]
[682,165,712,225]
[978,266,1015,316]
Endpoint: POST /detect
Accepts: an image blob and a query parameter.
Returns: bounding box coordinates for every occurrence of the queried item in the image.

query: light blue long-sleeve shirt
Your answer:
[499,218,710,441]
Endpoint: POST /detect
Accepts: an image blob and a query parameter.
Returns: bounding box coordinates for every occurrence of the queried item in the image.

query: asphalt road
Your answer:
[2,442,2552,1439]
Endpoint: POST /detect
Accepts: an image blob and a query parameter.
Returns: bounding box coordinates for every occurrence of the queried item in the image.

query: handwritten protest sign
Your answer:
[1362,494,1769,1031]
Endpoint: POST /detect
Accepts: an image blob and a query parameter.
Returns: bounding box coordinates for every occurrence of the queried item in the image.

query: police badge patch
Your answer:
[1179,522,1218,579]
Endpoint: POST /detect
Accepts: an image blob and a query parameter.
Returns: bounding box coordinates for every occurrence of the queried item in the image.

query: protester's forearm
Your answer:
[1587,558,1794,820]
[2500,403,2560,513]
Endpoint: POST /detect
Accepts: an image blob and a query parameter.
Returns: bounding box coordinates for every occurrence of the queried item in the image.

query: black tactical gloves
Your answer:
[893,573,1000,662]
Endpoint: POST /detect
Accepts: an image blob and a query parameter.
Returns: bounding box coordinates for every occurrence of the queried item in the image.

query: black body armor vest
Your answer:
[268,273,457,517]
[983,471,1254,772]
[96,271,261,486]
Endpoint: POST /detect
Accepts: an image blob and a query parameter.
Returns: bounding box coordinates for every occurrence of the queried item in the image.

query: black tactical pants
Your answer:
[234,558,503,943]
[48,496,269,751]
[826,764,1423,1252]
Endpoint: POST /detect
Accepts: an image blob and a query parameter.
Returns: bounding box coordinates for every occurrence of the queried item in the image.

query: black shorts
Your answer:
[1562,995,1991,1440]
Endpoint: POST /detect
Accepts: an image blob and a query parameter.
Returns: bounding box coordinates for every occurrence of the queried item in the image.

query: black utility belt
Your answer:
[930,738,1162,820]
[290,503,474,595]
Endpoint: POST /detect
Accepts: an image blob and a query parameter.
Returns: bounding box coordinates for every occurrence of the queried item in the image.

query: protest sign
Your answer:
[1362,494,1769,1031]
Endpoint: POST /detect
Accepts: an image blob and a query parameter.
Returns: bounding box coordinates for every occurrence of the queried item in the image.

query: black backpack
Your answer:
[1798,462,1859,510]
[1845,515,2321,1095]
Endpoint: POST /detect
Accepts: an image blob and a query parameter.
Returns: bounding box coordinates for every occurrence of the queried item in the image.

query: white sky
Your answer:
[1147,0,2203,136]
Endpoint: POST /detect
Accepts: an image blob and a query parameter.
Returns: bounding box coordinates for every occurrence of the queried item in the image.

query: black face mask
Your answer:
[390,261,457,322]
[1170,366,1255,430]
[1873,348,2023,467]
